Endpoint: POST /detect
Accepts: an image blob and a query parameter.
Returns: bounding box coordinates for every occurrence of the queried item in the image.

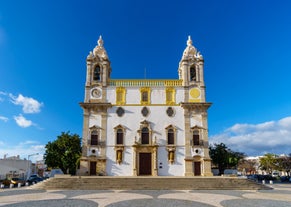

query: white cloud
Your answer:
[10,94,43,114]
[1,142,45,162]
[210,116,291,156]
[0,116,8,122]
[14,114,34,128]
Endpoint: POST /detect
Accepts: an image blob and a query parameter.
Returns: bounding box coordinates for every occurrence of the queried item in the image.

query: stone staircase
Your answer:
[31,175,271,190]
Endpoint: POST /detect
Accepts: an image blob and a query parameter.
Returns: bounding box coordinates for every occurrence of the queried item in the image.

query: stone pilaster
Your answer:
[82,109,89,157]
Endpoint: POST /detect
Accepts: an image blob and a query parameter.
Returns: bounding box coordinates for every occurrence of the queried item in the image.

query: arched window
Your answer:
[91,130,98,145]
[193,130,200,145]
[141,127,149,144]
[93,66,101,81]
[167,129,174,145]
[190,65,196,81]
[116,129,123,145]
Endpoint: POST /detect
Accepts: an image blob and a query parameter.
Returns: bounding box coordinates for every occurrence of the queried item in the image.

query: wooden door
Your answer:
[194,162,201,176]
[90,161,97,175]
[139,153,152,175]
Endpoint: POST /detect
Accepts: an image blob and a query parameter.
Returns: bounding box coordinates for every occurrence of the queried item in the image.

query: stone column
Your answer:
[132,146,137,176]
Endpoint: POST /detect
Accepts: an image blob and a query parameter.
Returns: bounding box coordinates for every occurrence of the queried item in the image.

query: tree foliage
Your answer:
[44,132,82,175]
[259,153,291,176]
[237,158,257,174]
[259,153,278,174]
[209,143,245,175]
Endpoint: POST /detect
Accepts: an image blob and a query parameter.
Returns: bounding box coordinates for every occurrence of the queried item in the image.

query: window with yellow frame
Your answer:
[116,87,126,105]
[140,87,151,105]
[165,87,175,105]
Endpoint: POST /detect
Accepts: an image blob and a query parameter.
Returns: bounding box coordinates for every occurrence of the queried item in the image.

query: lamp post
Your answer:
[26,153,39,180]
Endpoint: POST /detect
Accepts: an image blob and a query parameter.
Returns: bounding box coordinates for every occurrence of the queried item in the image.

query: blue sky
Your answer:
[1,0,291,161]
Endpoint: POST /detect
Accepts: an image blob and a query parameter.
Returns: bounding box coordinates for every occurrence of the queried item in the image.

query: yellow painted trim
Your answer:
[112,103,180,106]
[140,87,151,105]
[165,87,176,105]
[110,79,183,87]
[116,87,126,105]
[189,99,201,103]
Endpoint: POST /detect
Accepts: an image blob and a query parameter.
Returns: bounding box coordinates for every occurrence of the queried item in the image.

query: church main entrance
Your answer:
[139,153,152,175]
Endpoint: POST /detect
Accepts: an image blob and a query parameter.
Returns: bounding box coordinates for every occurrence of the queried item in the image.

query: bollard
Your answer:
[0,184,4,189]
[18,183,21,188]
[269,180,273,184]
[262,180,265,184]
[9,183,13,188]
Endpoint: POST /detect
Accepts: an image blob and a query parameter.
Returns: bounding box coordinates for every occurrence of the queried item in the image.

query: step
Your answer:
[31,176,271,190]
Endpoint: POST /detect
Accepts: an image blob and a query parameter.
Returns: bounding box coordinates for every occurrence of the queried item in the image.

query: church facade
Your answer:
[79,36,213,176]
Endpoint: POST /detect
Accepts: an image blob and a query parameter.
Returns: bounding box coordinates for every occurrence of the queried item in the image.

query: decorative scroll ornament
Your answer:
[91,35,109,60]
[182,36,203,61]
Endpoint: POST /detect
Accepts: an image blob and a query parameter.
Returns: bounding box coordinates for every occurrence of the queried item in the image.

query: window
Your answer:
[165,87,175,105]
[167,129,174,145]
[142,91,148,102]
[141,107,149,117]
[140,87,151,105]
[141,127,149,144]
[116,87,126,105]
[116,129,123,145]
[91,130,98,145]
[193,130,200,145]
[165,125,176,164]
[114,125,125,164]
[166,107,174,117]
[93,66,101,81]
[116,107,125,117]
[190,65,196,81]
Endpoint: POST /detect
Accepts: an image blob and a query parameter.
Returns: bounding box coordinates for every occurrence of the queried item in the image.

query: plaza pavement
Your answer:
[0,183,291,207]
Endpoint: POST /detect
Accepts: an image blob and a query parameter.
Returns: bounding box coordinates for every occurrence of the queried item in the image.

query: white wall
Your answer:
[105,85,186,175]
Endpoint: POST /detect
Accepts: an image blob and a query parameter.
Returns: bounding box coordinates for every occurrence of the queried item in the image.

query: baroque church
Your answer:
[79,36,213,176]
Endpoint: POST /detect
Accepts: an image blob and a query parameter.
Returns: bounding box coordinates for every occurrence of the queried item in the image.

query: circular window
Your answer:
[166,107,175,117]
[91,149,96,154]
[116,107,125,117]
[141,107,149,117]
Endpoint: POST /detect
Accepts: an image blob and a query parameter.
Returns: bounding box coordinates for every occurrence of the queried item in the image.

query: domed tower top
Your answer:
[178,36,204,87]
[86,36,111,87]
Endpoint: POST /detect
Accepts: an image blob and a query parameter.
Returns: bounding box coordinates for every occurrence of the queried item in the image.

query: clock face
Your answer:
[91,88,101,98]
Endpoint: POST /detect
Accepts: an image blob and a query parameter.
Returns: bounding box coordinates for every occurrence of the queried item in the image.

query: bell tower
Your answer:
[179,36,212,176]
[178,36,206,102]
[84,36,111,102]
[79,36,112,175]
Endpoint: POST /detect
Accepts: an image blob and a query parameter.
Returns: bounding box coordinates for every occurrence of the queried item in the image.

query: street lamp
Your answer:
[26,153,39,180]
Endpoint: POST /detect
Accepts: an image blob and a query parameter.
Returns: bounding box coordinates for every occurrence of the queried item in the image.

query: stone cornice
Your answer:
[180,102,212,110]
[79,102,112,110]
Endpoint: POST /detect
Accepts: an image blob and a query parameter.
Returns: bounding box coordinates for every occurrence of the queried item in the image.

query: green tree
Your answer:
[276,153,291,176]
[259,153,278,174]
[209,143,245,175]
[44,132,82,175]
